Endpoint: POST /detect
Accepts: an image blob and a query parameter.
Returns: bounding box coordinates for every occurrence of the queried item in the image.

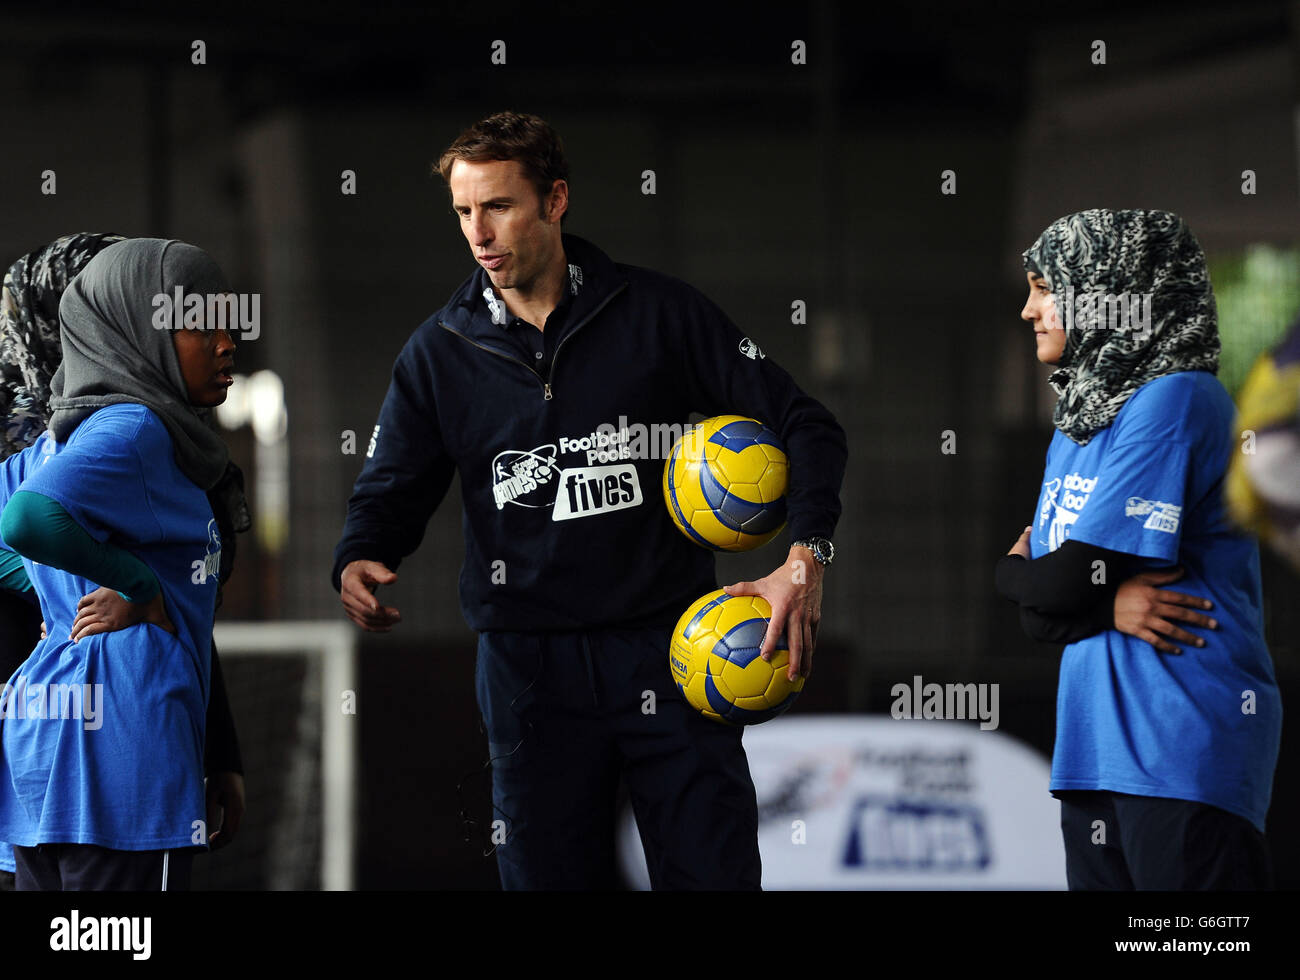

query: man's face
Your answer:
[1021,271,1067,366]
[449,158,566,295]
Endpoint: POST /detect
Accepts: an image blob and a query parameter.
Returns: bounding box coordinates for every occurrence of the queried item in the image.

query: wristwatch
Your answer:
[791,536,835,566]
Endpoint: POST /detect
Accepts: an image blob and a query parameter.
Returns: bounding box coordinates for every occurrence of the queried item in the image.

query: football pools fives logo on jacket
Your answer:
[491,429,644,521]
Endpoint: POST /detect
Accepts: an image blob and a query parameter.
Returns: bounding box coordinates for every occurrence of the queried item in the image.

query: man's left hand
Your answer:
[723,545,824,681]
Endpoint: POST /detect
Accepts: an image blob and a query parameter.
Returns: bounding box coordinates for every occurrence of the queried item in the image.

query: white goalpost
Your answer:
[211,621,358,891]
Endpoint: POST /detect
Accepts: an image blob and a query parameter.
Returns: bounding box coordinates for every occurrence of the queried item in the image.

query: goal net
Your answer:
[190,621,358,891]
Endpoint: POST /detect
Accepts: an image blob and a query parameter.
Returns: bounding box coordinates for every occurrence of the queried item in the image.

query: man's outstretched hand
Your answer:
[340,560,402,632]
[723,545,824,681]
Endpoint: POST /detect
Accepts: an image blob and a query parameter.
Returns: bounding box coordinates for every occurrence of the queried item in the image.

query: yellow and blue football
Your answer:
[669,589,804,726]
[663,415,788,552]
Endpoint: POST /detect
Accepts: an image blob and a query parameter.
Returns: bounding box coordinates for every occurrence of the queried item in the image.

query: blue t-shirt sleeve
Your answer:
[0,439,42,554]
[1064,375,1226,563]
[14,411,164,547]
[1065,439,1191,562]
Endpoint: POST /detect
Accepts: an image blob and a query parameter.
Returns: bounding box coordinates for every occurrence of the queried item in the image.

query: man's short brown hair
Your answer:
[436,111,570,220]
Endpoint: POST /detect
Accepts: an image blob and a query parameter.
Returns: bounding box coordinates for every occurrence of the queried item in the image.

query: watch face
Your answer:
[795,538,833,564]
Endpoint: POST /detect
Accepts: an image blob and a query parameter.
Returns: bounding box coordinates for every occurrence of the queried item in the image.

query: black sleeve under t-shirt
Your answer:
[1018,601,1116,645]
[995,539,1141,644]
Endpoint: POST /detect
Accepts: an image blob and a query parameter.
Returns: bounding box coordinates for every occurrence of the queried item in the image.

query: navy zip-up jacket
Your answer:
[332,234,847,632]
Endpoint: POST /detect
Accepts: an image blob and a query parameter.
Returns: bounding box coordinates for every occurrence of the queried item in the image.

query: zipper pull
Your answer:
[543,383,553,401]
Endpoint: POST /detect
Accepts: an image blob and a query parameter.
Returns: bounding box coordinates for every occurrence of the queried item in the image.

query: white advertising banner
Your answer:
[618,714,1066,889]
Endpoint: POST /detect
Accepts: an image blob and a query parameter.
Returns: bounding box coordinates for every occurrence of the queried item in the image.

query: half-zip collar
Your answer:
[439,234,629,400]
[440,233,627,350]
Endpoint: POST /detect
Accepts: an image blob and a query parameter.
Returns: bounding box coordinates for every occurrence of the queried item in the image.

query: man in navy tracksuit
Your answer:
[332,112,847,889]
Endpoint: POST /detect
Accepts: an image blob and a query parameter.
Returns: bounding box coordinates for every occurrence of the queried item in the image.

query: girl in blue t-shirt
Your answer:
[996,209,1282,890]
[0,238,236,890]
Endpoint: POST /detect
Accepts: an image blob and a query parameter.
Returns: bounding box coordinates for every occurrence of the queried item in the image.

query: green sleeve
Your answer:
[0,490,160,602]
[0,547,32,594]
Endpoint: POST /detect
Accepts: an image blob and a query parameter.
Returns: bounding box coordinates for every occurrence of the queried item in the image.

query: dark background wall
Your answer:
[1,0,1296,888]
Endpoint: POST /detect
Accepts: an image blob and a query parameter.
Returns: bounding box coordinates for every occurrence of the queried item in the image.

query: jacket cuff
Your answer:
[786,515,836,546]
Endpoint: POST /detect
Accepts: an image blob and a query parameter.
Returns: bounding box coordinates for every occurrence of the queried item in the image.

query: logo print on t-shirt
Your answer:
[1038,473,1097,551]
[193,519,222,585]
[1125,496,1182,534]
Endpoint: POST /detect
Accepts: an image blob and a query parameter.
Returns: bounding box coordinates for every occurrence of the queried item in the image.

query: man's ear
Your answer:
[547,179,569,223]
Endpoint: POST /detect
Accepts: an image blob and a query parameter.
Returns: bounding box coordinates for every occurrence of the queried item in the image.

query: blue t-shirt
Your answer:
[0,404,219,865]
[1032,371,1282,832]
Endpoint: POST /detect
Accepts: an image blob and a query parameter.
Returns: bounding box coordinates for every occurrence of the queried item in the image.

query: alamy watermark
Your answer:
[1054,284,1152,342]
[151,288,260,340]
[0,677,103,731]
[890,674,999,731]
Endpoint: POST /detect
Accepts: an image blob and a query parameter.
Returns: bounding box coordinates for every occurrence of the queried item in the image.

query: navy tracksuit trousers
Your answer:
[474,626,762,890]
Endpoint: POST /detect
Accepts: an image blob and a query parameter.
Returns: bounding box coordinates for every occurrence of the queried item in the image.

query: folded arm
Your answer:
[996,537,1216,652]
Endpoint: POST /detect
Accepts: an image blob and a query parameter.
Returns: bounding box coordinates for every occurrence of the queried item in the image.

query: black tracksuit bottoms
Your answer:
[475,625,762,890]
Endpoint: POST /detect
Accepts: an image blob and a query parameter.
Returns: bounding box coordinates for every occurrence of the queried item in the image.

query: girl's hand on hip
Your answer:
[1113,567,1217,655]
[71,587,177,643]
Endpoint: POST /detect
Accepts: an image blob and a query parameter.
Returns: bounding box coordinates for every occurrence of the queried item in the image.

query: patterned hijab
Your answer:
[1022,209,1220,445]
[0,233,125,457]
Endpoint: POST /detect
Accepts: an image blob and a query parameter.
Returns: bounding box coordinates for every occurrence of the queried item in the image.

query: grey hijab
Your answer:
[50,238,230,490]
[1022,209,1220,445]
